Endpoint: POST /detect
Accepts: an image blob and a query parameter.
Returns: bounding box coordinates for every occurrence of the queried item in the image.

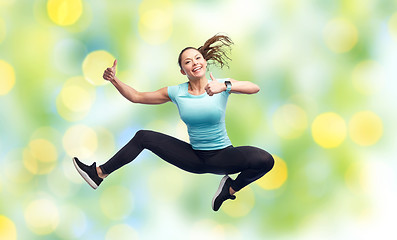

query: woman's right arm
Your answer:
[103,60,171,105]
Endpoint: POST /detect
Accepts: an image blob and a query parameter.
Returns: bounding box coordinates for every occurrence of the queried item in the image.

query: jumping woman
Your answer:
[73,34,274,211]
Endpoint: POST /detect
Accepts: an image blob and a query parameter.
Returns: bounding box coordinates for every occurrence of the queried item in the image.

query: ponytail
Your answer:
[198,34,233,69]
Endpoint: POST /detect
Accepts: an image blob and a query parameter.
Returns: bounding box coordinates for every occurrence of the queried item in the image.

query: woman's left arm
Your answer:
[228,78,260,94]
[205,73,260,96]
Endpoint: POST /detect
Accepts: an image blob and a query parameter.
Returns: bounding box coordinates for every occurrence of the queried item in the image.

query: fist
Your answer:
[103,59,117,81]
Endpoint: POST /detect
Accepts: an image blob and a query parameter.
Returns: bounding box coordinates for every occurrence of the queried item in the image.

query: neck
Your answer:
[188,76,208,92]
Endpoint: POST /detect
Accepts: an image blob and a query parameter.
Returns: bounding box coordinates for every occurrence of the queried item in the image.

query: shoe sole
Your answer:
[73,158,98,190]
[212,175,229,211]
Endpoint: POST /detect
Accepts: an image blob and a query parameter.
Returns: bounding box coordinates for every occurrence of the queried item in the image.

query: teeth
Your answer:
[193,67,201,72]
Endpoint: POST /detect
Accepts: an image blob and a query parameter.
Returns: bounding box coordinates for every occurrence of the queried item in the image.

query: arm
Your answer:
[103,60,171,105]
[205,73,260,96]
[228,78,260,94]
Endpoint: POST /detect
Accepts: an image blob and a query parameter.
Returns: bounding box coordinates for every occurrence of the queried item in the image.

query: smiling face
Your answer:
[179,48,207,79]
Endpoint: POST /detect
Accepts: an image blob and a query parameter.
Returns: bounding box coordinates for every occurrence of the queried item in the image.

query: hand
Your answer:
[103,59,117,81]
[205,73,226,96]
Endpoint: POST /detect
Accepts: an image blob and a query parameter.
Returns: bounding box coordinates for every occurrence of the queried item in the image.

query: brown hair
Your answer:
[178,34,234,69]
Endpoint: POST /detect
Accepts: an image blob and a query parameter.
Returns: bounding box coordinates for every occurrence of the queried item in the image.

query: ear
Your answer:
[180,68,186,75]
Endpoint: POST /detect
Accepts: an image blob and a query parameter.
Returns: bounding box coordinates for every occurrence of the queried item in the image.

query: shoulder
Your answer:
[167,82,187,102]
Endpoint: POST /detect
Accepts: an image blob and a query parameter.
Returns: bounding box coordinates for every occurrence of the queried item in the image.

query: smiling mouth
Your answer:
[193,66,202,72]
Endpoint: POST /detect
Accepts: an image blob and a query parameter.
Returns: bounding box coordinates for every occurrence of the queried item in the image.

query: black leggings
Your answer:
[100,130,274,192]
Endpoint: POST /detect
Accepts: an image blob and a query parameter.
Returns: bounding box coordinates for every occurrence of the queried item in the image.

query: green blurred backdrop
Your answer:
[1,0,396,239]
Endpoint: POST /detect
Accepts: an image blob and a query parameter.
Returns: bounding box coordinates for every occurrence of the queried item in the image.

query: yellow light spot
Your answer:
[61,85,92,112]
[324,18,358,53]
[349,111,383,146]
[256,155,288,190]
[24,199,59,235]
[222,186,255,217]
[138,0,173,45]
[56,76,96,121]
[312,112,346,148]
[82,50,115,86]
[0,215,17,240]
[63,124,97,159]
[100,186,134,220]
[272,104,308,139]
[105,224,139,240]
[389,12,397,42]
[47,0,83,26]
[0,18,5,43]
[0,60,15,95]
[23,139,57,175]
[352,60,385,95]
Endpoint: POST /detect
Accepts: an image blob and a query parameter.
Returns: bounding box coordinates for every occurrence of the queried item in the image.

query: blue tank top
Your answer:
[167,79,232,150]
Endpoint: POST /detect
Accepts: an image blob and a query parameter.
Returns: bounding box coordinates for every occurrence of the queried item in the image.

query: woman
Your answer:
[73,34,274,212]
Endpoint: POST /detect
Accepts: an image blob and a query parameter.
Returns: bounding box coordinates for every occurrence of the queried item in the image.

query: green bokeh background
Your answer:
[1,0,397,239]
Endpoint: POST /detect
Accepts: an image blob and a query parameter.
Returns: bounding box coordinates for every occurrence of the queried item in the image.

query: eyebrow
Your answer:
[184,54,200,62]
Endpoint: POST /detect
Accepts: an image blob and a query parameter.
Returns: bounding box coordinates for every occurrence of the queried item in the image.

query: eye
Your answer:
[185,61,190,64]
[196,56,201,60]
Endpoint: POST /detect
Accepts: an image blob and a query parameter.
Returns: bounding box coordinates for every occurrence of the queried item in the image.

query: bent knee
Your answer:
[134,129,154,139]
[252,149,274,173]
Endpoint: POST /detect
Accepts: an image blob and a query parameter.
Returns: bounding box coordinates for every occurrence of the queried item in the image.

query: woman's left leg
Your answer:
[206,146,274,191]
[206,146,274,211]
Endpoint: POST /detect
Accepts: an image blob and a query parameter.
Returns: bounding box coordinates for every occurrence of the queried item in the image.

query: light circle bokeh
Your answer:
[23,139,58,175]
[256,155,288,190]
[47,0,83,26]
[24,198,59,235]
[138,8,173,45]
[0,60,15,95]
[0,215,17,240]
[63,124,98,159]
[56,76,96,122]
[323,18,358,53]
[82,50,115,86]
[312,112,347,148]
[349,111,383,146]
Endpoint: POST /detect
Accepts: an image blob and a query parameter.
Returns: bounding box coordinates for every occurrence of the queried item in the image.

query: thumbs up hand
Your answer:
[103,59,118,82]
[205,73,227,96]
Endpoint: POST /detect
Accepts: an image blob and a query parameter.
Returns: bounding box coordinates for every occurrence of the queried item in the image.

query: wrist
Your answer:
[224,80,232,92]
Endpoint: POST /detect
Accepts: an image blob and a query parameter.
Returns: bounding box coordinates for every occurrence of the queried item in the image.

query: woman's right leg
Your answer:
[99,130,206,175]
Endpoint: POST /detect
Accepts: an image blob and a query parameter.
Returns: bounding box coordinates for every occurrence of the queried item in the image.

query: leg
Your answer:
[99,130,207,175]
[206,146,274,191]
[208,146,274,211]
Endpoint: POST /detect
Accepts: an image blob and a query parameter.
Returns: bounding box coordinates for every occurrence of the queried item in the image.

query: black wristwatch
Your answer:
[225,80,232,92]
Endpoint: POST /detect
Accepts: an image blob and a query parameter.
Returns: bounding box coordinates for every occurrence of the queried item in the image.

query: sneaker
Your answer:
[212,175,236,211]
[73,157,103,190]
